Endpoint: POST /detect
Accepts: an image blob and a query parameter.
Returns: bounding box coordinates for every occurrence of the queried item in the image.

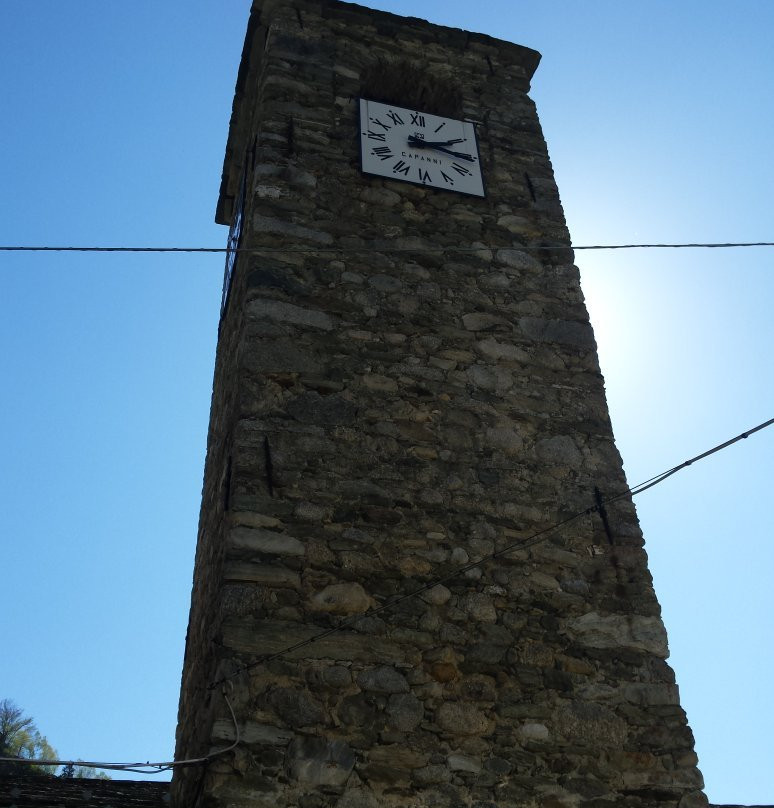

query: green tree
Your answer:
[0,699,58,776]
[59,761,110,780]
[1,700,111,779]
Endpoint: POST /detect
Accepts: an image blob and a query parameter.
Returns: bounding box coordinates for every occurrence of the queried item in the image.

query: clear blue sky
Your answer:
[1,2,772,804]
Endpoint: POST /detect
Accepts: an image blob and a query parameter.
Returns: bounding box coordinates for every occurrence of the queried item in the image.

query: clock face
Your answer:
[359,98,485,198]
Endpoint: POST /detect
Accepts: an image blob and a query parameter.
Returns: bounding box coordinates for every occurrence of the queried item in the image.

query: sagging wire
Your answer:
[1,417,770,773]
[0,684,240,776]
[207,415,774,690]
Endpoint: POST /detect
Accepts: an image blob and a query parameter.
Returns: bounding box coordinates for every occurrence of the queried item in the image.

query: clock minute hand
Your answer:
[407,136,475,162]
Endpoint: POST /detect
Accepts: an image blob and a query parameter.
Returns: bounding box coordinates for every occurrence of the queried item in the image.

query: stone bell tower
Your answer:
[173,2,706,807]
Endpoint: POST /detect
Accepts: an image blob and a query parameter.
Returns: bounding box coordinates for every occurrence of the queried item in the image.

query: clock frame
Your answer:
[358,98,485,198]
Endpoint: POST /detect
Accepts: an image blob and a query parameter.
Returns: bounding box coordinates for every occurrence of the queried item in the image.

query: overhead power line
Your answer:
[0,687,240,775]
[0,241,773,254]
[206,415,774,690]
[1,416,771,775]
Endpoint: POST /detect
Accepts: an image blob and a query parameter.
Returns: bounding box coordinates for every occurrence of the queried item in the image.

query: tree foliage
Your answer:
[59,761,110,779]
[0,699,111,779]
[0,699,58,776]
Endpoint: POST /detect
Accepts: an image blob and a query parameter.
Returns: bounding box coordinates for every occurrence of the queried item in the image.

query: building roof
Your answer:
[2,775,772,807]
[0,776,170,808]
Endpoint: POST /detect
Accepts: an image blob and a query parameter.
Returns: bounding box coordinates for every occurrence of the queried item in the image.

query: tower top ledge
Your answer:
[215,0,541,225]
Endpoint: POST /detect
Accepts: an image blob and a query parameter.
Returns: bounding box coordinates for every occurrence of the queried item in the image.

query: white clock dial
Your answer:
[359,98,485,198]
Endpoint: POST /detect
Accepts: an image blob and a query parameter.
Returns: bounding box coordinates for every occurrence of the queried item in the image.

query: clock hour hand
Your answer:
[418,138,466,147]
[407,135,475,162]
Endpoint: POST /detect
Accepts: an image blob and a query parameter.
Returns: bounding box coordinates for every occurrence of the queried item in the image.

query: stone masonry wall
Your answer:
[174,2,707,807]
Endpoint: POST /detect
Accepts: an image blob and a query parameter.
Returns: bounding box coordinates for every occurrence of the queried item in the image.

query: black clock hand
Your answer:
[407,136,475,162]
[418,138,467,147]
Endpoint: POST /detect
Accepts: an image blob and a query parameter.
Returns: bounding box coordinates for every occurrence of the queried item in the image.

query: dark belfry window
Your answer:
[220,164,247,321]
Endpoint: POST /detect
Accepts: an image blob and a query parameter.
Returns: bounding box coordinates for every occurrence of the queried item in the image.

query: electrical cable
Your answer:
[206,415,774,690]
[0,686,240,775]
[1,417,770,774]
[625,418,774,498]
[0,241,773,253]
[572,241,774,250]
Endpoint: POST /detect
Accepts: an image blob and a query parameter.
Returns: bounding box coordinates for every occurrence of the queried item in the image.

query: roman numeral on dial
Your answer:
[418,169,432,184]
[410,112,425,127]
[392,160,410,176]
[371,146,393,161]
